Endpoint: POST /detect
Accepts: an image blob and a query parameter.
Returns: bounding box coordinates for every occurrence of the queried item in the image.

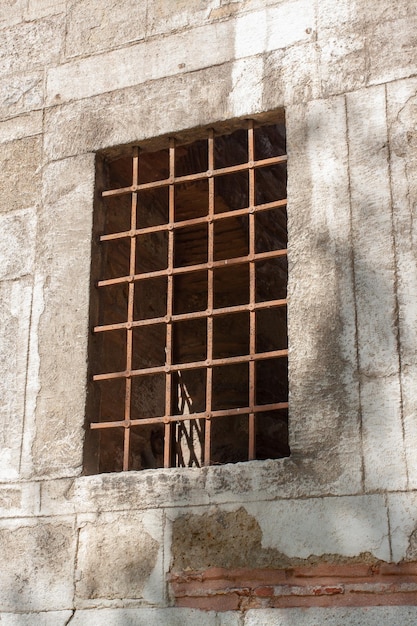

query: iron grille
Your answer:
[88,119,289,472]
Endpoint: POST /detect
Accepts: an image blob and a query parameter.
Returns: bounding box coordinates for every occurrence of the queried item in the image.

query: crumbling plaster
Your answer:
[1,0,417,622]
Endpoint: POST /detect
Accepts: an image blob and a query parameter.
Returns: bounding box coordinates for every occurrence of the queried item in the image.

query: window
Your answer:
[85,118,289,473]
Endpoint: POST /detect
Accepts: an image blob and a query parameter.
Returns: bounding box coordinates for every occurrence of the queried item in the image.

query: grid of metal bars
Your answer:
[91,120,288,470]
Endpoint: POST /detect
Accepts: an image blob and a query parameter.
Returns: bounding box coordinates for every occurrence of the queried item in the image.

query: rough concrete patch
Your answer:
[406,526,417,560]
[172,498,389,571]
[75,513,160,600]
[171,507,284,570]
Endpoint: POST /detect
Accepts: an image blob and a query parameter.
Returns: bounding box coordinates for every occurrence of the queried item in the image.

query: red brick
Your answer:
[254,586,274,597]
[170,562,417,611]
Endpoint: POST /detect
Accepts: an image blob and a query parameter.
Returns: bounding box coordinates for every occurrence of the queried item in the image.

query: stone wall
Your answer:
[1,0,417,623]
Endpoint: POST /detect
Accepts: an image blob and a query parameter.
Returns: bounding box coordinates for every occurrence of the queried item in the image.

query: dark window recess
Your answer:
[85,118,289,473]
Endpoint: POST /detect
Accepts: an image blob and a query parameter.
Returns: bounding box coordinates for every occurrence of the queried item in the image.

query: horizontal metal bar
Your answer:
[94,298,287,334]
[90,401,289,429]
[101,154,288,198]
[97,248,288,288]
[100,198,287,243]
[93,348,288,381]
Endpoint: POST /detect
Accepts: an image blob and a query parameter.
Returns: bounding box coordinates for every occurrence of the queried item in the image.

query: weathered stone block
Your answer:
[0,208,36,280]
[285,97,362,492]
[0,0,25,29]
[347,86,407,487]
[263,43,319,107]
[388,491,417,563]
[317,0,356,29]
[28,155,95,478]
[147,0,218,37]
[26,0,66,19]
[44,63,232,160]
[361,376,407,492]
[368,16,417,86]
[244,607,417,626]
[0,71,43,120]
[75,510,163,605]
[232,1,314,58]
[0,482,40,517]
[46,20,234,105]
[264,1,314,52]
[65,0,147,58]
[319,30,367,97]
[0,136,42,214]
[0,612,73,626]
[391,503,417,563]
[69,468,209,514]
[0,17,64,78]
[70,607,224,625]
[318,0,417,31]
[347,86,399,377]
[0,519,75,611]
[227,56,263,118]
[0,278,33,481]
[386,77,417,488]
[402,366,417,490]
[39,478,76,516]
[0,111,42,145]
[387,78,417,369]
[0,485,22,511]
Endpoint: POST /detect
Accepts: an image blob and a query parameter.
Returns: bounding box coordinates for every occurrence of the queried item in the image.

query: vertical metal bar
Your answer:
[123,146,139,470]
[248,121,256,461]
[164,139,175,468]
[204,130,215,466]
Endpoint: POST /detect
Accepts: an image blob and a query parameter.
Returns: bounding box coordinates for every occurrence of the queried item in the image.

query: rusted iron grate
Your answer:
[89,119,288,471]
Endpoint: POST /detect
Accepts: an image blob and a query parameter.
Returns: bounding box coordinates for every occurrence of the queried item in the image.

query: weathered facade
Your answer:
[1,0,417,623]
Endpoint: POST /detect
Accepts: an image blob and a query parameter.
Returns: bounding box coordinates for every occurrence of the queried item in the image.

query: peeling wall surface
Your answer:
[1,0,417,623]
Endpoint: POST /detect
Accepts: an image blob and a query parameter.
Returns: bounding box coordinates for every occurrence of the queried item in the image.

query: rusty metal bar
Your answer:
[102,154,288,198]
[94,298,288,334]
[93,348,288,382]
[248,121,256,461]
[122,146,139,470]
[204,129,215,466]
[97,248,287,288]
[164,139,175,468]
[91,402,289,429]
[99,198,287,243]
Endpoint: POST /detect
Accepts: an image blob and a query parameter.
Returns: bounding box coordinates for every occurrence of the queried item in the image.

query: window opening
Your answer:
[87,118,289,472]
